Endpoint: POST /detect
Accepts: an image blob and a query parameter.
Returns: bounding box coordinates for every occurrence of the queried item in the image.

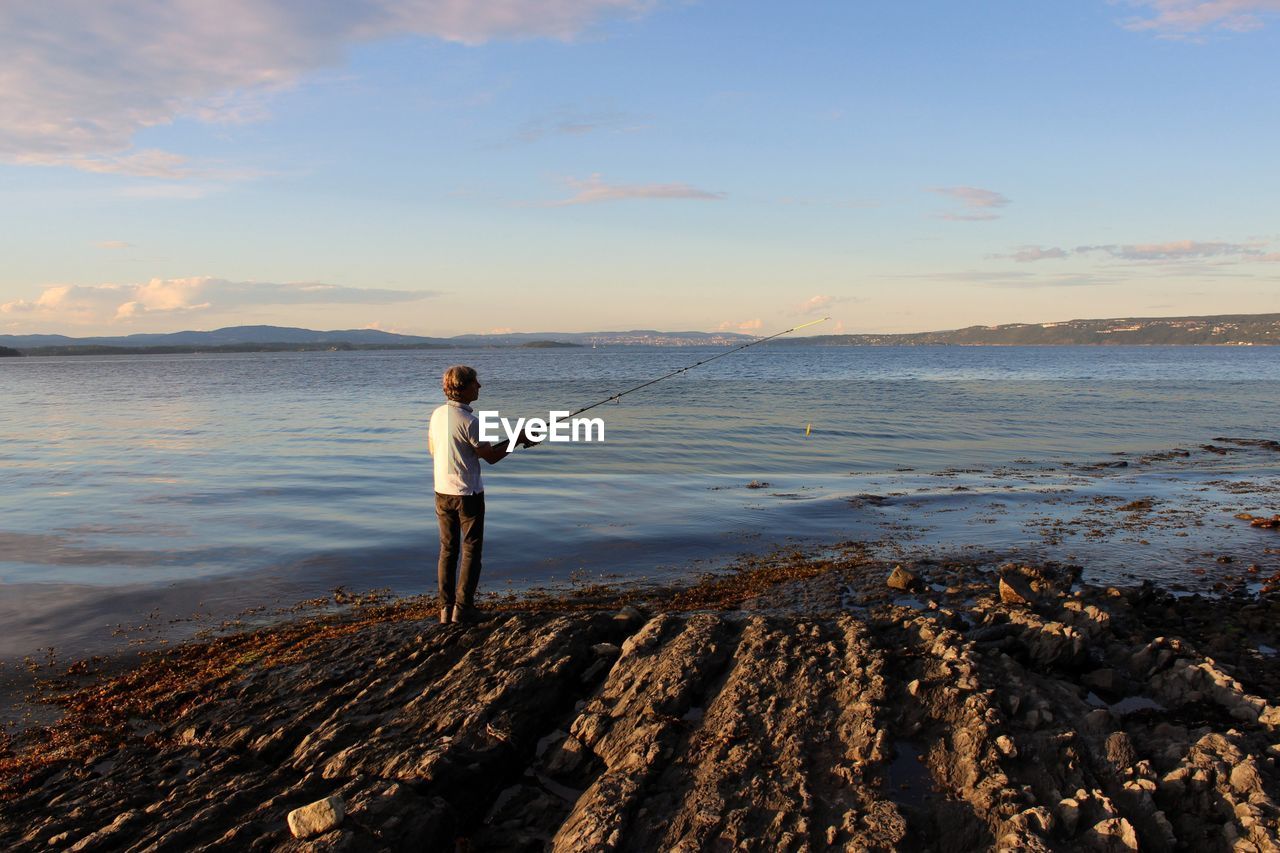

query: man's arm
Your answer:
[475,441,509,464]
[474,429,540,464]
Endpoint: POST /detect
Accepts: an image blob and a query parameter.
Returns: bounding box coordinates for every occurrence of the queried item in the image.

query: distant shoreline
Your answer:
[3,340,1279,357]
[5,340,585,357]
[3,312,1279,353]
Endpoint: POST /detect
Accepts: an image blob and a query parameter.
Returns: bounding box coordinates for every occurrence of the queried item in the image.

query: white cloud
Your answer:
[1121,1,1280,35]
[40,149,194,179]
[928,186,1010,221]
[994,239,1275,263]
[549,174,725,205]
[0,1,657,174]
[1009,246,1070,263]
[0,277,436,325]
[1077,239,1265,260]
[930,186,1010,209]
[797,294,834,315]
[94,240,133,250]
[718,318,762,332]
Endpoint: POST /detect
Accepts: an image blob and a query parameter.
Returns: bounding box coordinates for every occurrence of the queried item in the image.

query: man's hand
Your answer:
[476,441,509,463]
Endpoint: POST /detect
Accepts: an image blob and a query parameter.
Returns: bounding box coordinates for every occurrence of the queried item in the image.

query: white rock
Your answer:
[287,795,346,840]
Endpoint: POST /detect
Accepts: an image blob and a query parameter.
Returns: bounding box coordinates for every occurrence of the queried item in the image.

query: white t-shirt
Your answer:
[428,401,484,495]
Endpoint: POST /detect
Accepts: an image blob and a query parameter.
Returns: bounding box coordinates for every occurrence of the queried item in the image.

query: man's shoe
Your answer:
[451,605,476,624]
[439,607,451,625]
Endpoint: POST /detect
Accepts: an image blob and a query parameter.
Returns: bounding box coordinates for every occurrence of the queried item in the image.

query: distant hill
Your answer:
[0,325,754,354]
[2,314,1278,355]
[0,325,447,349]
[446,330,752,346]
[777,313,1280,346]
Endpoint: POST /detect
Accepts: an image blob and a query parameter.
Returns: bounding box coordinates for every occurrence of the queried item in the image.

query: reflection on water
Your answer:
[1,346,1278,658]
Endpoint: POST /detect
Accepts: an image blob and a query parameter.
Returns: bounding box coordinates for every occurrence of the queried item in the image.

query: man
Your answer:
[428,365,533,624]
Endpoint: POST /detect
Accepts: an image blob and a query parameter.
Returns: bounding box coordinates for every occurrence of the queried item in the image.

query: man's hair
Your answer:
[442,365,478,401]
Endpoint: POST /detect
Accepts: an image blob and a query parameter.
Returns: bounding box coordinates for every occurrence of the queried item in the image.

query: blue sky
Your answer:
[2,0,1278,336]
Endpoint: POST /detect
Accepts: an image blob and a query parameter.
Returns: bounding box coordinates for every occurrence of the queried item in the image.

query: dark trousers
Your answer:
[436,492,485,609]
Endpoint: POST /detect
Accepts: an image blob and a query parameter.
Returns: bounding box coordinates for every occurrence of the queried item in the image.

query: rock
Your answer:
[1230,760,1264,795]
[1105,732,1137,772]
[543,735,589,776]
[968,622,1018,644]
[887,565,919,592]
[1086,817,1139,850]
[13,567,1280,853]
[287,795,346,840]
[1057,798,1081,836]
[614,605,645,624]
[67,810,143,851]
[1082,669,1117,694]
[999,573,1036,606]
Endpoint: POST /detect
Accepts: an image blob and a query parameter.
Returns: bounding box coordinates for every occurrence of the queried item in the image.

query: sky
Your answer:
[1,0,1278,337]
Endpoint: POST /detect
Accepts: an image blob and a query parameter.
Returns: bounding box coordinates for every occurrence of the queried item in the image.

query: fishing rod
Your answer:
[567,316,831,419]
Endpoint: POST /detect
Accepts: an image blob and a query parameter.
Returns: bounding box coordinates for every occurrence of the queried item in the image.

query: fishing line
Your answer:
[566,316,831,419]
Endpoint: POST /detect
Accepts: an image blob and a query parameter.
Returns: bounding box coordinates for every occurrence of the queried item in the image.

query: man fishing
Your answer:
[428,365,534,625]
[427,318,827,625]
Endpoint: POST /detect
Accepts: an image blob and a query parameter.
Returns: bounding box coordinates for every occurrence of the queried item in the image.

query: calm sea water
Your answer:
[2,345,1278,658]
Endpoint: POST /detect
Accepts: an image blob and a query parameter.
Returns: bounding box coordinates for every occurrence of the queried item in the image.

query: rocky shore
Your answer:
[2,545,1279,851]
